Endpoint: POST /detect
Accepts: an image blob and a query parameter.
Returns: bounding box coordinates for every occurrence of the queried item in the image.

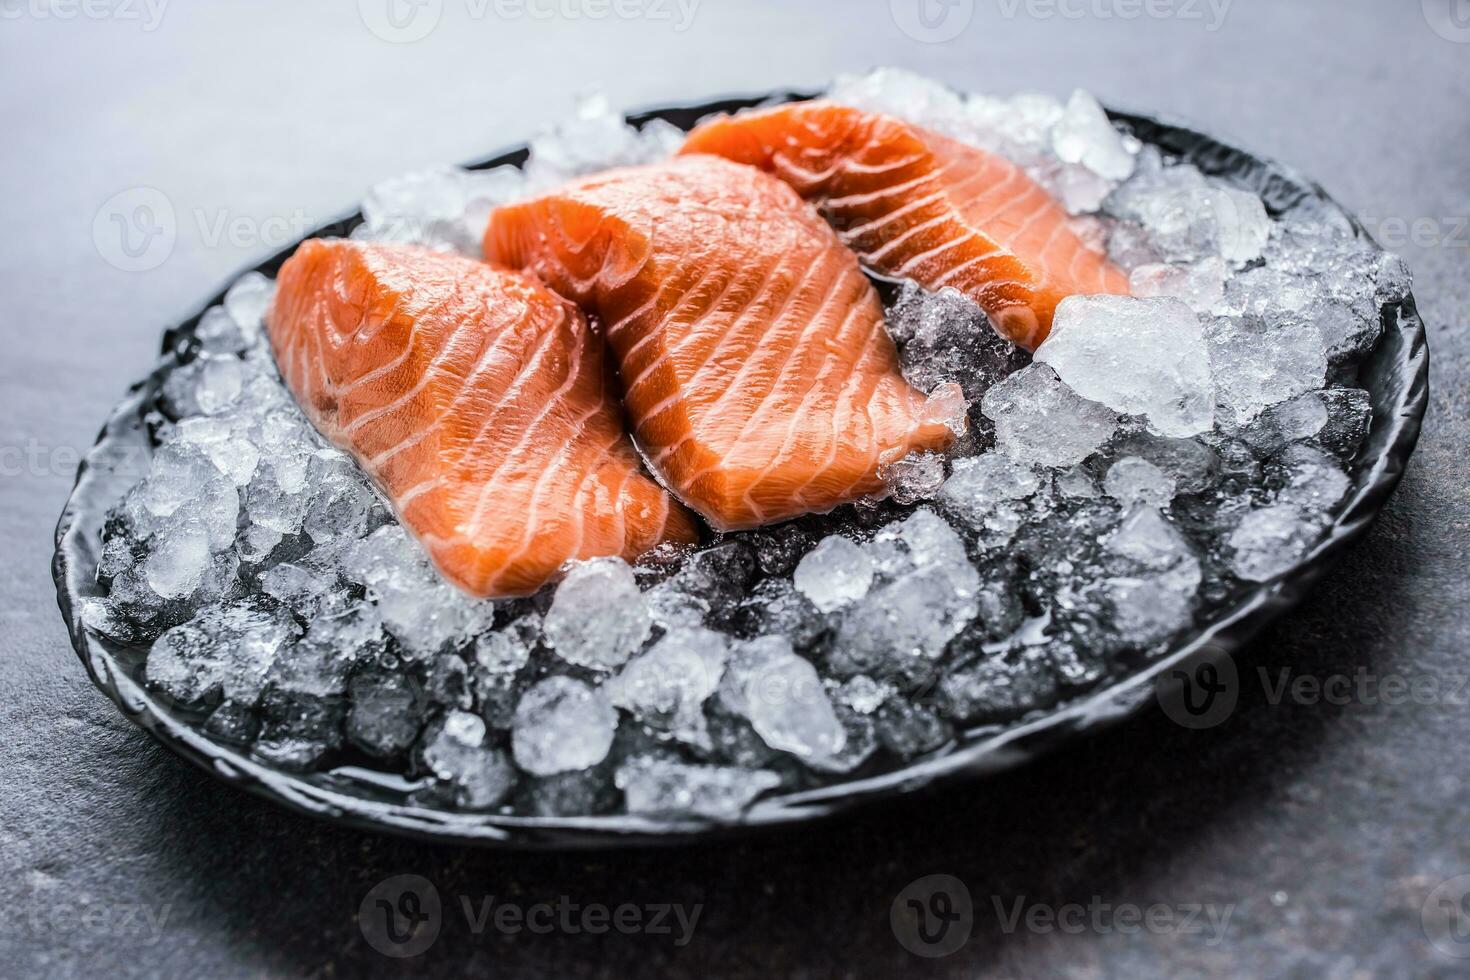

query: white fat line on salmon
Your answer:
[0,0,169,31]
[994,0,1231,32]
[467,0,700,31]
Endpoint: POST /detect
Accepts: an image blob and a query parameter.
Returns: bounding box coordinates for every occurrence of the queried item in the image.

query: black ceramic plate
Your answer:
[53,93,1430,849]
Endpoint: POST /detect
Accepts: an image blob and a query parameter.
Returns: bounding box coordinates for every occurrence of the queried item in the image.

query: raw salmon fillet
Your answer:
[267,239,697,597]
[680,100,1130,349]
[483,155,962,531]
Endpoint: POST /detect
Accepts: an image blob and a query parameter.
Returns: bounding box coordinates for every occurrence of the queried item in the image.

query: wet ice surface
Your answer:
[84,70,1409,821]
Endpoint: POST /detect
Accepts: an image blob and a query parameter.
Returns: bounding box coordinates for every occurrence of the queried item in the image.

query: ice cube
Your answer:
[1129,257,1228,313]
[223,272,274,337]
[1103,457,1177,508]
[339,526,495,659]
[1107,220,1161,269]
[1107,165,1270,265]
[833,675,895,715]
[175,417,260,486]
[1037,295,1215,437]
[981,364,1119,469]
[543,557,651,670]
[301,451,375,544]
[873,698,953,758]
[194,357,244,416]
[1206,315,1327,425]
[1227,504,1321,581]
[347,670,424,758]
[793,536,874,613]
[1105,506,1199,577]
[827,68,969,139]
[1270,445,1351,515]
[718,636,846,763]
[1097,506,1202,645]
[472,615,539,729]
[832,511,980,678]
[939,649,1061,724]
[879,451,948,505]
[615,756,781,820]
[511,676,618,776]
[938,453,1043,547]
[195,306,250,355]
[142,527,212,600]
[420,711,518,809]
[602,627,728,747]
[425,654,474,710]
[1107,430,1219,496]
[145,600,299,706]
[358,166,499,254]
[1097,573,1196,646]
[1051,89,1135,182]
[1238,391,1330,454]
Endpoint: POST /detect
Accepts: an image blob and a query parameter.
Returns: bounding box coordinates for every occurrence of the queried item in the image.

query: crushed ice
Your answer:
[84,70,1408,819]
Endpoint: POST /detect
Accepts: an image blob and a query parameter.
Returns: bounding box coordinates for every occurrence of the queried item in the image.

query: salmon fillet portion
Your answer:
[267,239,697,597]
[483,155,961,531]
[680,100,1130,349]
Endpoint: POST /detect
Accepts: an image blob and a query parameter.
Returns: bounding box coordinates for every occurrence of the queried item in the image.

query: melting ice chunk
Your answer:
[223,272,275,336]
[1227,504,1321,581]
[1106,163,1270,265]
[880,451,948,506]
[1206,315,1327,425]
[511,676,619,776]
[1037,295,1215,438]
[421,711,518,810]
[938,453,1043,547]
[793,536,874,613]
[146,600,300,706]
[603,627,728,746]
[1051,89,1136,182]
[615,756,781,820]
[542,557,651,670]
[1129,257,1228,313]
[981,364,1119,469]
[1099,507,1202,645]
[832,510,980,676]
[718,636,846,762]
[1103,457,1177,508]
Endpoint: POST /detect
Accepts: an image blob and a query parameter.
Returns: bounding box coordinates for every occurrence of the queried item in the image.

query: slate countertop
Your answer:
[2,2,1467,976]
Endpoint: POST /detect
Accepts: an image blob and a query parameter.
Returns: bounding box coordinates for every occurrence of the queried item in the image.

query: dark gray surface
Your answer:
[2,2,1467,976]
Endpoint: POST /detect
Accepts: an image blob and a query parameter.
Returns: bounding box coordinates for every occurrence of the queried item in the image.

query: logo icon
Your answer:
[1155,649,1238,730]
[1423,875,1470,959]
[359,0,443,43]
[93,187,176,272]
[1424,0,1470,42]
[891,874,973,957]
[890,0,974,43]
[359,875,441,957]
